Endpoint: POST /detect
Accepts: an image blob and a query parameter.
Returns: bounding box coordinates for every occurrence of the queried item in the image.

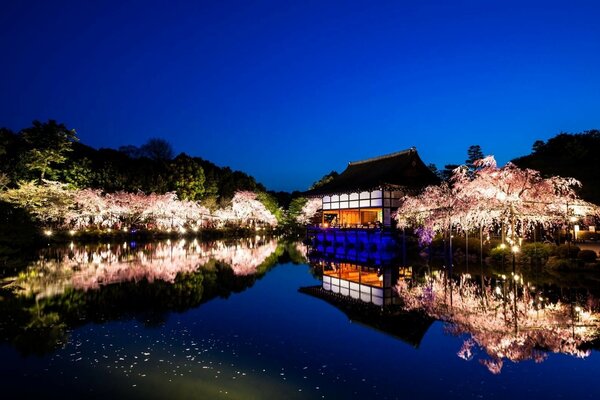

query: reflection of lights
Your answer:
[512,245,519,253]
[514,274,520,281]
[501,274,506,280]
[396,272,596,374]
[44,229,53,236]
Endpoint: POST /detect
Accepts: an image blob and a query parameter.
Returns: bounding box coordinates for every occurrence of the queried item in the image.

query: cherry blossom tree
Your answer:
[295,197,321,225]
[216,191,278,227]
[0,180,75,225]
[396,156,598,248]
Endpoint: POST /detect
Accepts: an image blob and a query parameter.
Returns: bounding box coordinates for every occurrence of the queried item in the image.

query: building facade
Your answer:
[305,148,439,228]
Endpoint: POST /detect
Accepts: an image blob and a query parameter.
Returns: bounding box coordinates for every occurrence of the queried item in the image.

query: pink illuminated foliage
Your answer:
[396,156,598,244]
[396,273,598,374]
[14,238,280,299]
[295,198,321,225]
[1,182,278,230]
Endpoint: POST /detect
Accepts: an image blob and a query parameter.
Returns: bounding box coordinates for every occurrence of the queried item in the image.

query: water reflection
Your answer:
[303,242,434,347]
[14,238,279,299]
[397,270,600,374]
[0,237,290,356]
[306,243,600,374]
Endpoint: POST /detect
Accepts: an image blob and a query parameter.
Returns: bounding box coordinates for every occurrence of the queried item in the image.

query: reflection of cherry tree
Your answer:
[14,238,279,299]
[210,240,278,275]
[396,273,598,373]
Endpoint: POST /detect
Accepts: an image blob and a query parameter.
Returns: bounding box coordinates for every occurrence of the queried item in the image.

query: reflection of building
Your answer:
[304,148,439,228]
[301,250,432,347]
[320,261,411,306]
[307,244,409,307]
[300,285,433,348]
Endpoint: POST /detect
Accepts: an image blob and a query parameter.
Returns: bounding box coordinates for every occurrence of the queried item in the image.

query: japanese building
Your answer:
[304,147,439,228]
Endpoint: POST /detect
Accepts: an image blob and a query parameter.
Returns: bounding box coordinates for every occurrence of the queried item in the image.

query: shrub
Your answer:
[489,246,512,262]
[546,256,576,270]
[577,249,597,263]
[520,243,555,263]
[556,244,580,259]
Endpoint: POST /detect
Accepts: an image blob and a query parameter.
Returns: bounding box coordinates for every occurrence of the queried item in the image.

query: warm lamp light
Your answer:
[511,245,519,253]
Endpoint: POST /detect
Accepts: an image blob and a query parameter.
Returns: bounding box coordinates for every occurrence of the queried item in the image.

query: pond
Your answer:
[1,236,600,399]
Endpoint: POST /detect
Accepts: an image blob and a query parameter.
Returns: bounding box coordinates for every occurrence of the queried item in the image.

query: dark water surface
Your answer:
[1,237,600,399]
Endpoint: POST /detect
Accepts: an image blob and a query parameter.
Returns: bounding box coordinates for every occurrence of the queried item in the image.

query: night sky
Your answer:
[2,0,599,192]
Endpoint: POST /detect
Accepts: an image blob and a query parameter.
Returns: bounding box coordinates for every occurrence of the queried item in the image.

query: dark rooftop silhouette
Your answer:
[305,147,439,196]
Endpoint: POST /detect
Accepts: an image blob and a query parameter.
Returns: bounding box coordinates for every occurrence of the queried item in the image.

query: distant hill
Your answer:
[512,130,600,204]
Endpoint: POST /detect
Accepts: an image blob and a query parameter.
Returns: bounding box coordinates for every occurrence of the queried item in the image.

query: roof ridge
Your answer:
[348,147,416,166]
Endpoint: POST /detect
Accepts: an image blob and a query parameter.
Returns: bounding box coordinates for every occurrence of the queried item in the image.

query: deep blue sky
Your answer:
[1,1,599,192]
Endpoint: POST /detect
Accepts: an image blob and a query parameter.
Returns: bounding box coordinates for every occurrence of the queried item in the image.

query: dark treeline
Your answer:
[512,130,600,205]
[2,120,599,213]
[426,133,600,205]
[0,120,279,210]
